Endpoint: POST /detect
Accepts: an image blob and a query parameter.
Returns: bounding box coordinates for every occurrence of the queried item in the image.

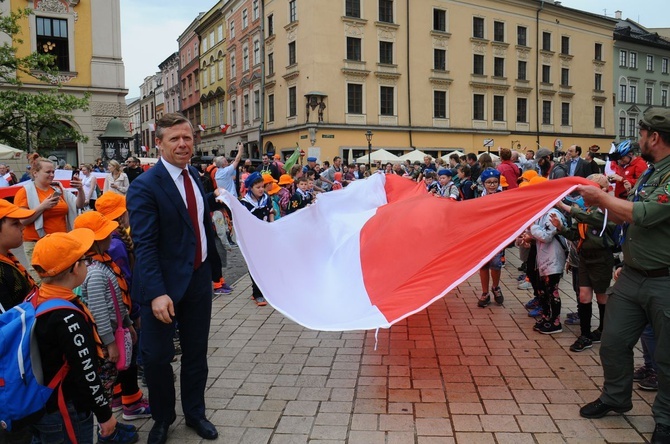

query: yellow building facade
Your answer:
[262,0,617,162]
[9,0,128,165]
[196,1,228,155]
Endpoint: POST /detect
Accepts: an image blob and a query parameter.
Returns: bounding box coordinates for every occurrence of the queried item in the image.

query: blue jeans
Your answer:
[31,403,94,444]
[642,323,657,371]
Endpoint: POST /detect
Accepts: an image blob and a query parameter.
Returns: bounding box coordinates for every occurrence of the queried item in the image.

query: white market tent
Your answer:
[355,149,400,164]
[441,150,465,162]
[0,143,24,160]
[397,150,430,162]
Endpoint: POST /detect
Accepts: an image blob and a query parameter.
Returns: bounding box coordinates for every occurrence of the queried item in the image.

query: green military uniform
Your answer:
[598,110,670,427]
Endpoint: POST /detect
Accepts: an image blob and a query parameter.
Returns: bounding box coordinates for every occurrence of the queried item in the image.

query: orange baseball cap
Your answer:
[0,199,35,219]
[31,229,95,277]
[95,192,126,221]
[74,211,119,241]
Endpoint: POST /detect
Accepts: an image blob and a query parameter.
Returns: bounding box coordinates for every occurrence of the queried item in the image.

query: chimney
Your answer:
[615,10,622,19]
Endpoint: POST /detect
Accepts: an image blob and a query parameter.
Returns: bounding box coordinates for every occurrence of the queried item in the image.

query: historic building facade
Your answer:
[261,0,617,161]
[178,13,204,142]
[9,0,128,165]
[159,52,180,116]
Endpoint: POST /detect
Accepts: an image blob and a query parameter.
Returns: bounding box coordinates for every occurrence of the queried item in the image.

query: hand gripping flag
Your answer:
[218,174,591,331]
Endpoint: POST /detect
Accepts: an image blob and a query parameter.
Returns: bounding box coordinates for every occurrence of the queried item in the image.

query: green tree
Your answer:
[0,5,89,151]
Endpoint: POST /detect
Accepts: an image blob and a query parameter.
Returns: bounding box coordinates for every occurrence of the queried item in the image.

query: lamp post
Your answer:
[365,130,373,169]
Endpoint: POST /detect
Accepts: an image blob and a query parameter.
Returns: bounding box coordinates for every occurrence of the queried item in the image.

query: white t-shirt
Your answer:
[82,174,96,200]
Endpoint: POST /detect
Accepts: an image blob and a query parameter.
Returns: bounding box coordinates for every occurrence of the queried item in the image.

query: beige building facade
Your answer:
[262,0,617,162]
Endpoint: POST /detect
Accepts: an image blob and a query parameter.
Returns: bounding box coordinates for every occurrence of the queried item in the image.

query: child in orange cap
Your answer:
[30,229,136,444]
[277,174,294,217]
[74,212,144,437]
[0,200,36,313]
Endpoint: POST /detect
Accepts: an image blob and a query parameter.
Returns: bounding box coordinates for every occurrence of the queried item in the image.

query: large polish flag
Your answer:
[218,173,591,331]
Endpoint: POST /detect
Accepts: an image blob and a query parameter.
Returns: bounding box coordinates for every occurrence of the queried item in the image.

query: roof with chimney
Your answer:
[614,17,670,50]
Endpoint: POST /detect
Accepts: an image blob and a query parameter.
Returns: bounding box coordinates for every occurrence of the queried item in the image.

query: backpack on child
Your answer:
[0,291,80,442]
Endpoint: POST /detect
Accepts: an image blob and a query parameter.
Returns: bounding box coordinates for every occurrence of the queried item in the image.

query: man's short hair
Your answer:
[155,113,191,140]
[214,156,225,168]
[575,145,582,156]
[333,156,341,163]
[457,164,471,176]
[296,176,309,184]
[466,153,477,162]
[449,153,460,162]
[500,148,512,161]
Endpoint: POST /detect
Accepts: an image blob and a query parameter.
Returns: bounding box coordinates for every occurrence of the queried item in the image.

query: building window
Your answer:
[595,43,602,61]
[628,118,636,137]
[630,84,637,103]
[517,26,527,46]
[379,0,393,23]
[288,86,297,117]
[433,9,446,32]
[561,68,569,86]
[663,58,669,74]
[473,17,484,39]
[493,95,504,121]
[268,94,275,121]
[595,73,602,91]
[202,38,207,54]
[210,103,216,126]
[595,106,603,128]
[379,41,393,64]
[218,60,224,80]
[561,102,570,126]
[434,90,446,118]
[201,67,207,87]
[230,54,236,77]
[493,21,505,42]
[36,17,70,71]
[209,31,214,49]
[516,97,527,123]
[288,41,296,65]
[210,64,215,84]
[230,20,235,39]
[231,99,237,125]
[267,14,273,36]
[346,0,361,18]
[619,49,627,67]
[542,100,551,124]
[254,40,260,65]
[217,24,223,42]
[619,84,626,102]
[267,52,274,75]
[242,9,248,28]
[254,90,260,120]
[347,37,362,61]
[219,99,225,124]
[473,94,484,120]
[289,0,297,22]
[243,94,249,122]
[243,46,249,71]
[542,32,551,51]
[619,117,626,137]
[561,36,570,55]
[493,57,504,77]
[542,65,550,83]
[347,84,363,114]
[434,49,446,70]
[253,0,259,20]
[380,86,394,115]
[646,87,653,105]
[630,52,637,69]
[663,89,668,107]
[202,104,209,127]
[518,61,527,80]
[647,54,654,71]
[473,54,484,75]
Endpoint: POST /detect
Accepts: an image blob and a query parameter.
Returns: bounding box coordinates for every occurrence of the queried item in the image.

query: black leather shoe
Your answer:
[579,399,632,418]
[148,415,176,444]
[652,423,670,444]
[185,418,218,440]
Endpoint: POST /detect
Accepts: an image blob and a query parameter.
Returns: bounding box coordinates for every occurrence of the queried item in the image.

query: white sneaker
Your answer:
[517,281,533,290]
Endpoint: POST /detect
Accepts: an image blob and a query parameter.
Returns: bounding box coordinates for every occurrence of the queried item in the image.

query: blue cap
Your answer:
[424,168,435,174]
[306,157,317,162]
[437,169,454,177]
[244,171,262,189]
[480,167,501,181]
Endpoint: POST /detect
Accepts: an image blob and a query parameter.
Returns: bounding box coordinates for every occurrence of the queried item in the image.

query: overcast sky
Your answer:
[120,0,668,99]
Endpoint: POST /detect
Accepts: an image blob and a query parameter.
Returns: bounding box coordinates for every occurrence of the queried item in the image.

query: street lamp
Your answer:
[365,130,373,169]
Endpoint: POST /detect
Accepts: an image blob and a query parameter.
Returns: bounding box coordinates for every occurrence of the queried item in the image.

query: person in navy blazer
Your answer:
[127,113,221,444]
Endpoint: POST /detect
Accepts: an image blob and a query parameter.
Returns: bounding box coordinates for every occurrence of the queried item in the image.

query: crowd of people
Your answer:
[2,108,670,443]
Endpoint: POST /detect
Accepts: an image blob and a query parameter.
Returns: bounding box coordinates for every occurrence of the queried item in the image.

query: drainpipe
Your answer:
[259,0,265,152]
[406,0,414,149]
[535,1,545,148]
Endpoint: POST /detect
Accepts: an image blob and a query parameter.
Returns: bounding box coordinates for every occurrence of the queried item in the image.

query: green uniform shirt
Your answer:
[623,153,670,270]
[559,206,617,251]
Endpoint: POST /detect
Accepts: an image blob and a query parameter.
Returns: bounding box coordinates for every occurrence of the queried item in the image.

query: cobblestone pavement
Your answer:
[128,249,654,443]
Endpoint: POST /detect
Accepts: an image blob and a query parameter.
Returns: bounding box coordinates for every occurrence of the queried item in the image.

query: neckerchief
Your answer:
[243,191,269,210]
[0,252,37,289]
[89,252,131,310]
[297,188,309,199]
[38,282,104,358]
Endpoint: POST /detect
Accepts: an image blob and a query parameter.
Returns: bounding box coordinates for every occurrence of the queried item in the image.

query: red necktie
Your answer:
[182,169,202,269]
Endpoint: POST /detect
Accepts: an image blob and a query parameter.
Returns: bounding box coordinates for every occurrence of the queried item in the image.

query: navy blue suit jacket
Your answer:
[127,160,221,305]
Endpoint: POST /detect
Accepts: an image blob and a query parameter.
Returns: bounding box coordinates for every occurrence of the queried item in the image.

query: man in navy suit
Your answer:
[127,113,221,444]
[567,145,591,178]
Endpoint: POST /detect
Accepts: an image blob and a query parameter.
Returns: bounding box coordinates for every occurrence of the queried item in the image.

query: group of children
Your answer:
[0,192,147,444]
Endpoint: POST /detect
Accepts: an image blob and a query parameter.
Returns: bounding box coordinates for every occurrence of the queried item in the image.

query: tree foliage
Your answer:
[0,6,89,151]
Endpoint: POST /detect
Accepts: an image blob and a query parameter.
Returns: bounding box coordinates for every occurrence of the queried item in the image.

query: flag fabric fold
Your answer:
[218,174,591,331]
[282,148,301,174]
[220,124,230,133]
[198,124,206,131]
